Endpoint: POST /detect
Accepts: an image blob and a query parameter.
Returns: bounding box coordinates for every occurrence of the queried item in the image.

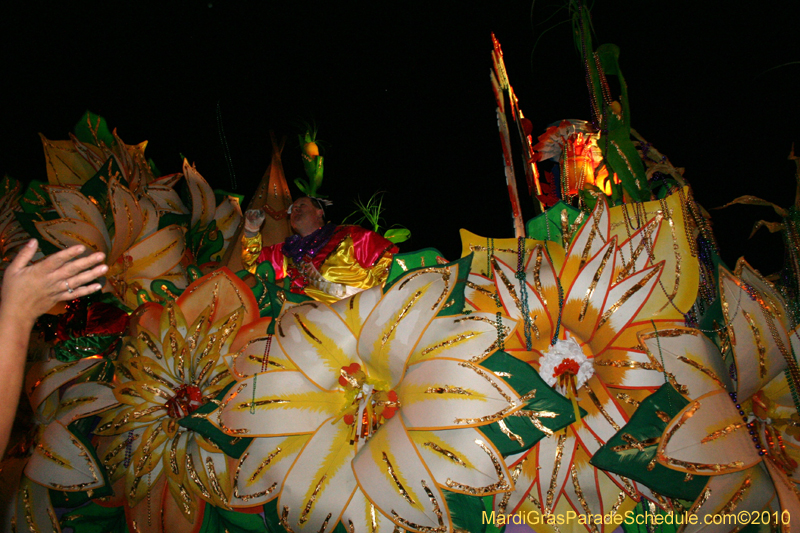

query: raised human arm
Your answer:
[0,240,108,455]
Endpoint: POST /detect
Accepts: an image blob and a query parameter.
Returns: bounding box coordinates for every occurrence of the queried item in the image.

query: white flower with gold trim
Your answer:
[0,356,117,533]
[215,263,522,532]
[463,192,700,531]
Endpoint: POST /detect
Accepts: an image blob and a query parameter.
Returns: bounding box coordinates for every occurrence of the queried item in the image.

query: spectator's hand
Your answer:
[244,208,266,233]
[1,240,108,325]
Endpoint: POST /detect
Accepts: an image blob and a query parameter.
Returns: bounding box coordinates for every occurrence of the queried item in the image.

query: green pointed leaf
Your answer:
[236,261,311,321]
[263,499,288,533]
[158,212,191,231]
[591,383,709,501]
[384,252,471,317]
[18,179,53,215]
[60,501,128,533]
[383,227,411,244]
[199,505,268,533]
[150,279,187,302]
[178,382,252,459]
[73,111,116,148]
[385,247,450,287]
[525,201,584,245]
[444,490,487,533]
[188,219,224,265]
[620,501,683,533]
[479,351,583,456]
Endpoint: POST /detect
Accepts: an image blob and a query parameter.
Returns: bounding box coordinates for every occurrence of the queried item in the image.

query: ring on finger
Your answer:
[65,280,73,294]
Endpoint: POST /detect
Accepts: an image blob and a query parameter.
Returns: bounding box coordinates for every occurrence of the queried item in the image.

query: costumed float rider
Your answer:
[241,197,398,303]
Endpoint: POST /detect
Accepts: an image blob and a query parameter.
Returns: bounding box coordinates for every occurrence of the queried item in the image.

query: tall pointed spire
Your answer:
[222,131,293,271]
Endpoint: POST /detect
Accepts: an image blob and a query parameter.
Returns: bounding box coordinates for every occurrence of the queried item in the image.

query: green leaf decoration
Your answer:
[620,501,685,533]
[188,265,204,283]
[236,261,311,321]
[385,252,471,317]
[150,279,187,302]
[18,179,52,214]
[263,498,287,533]
[80,157,128,222]
[188,218,225,265]
[199,505,269,533]
[479,351,583,456]
[385,247,450,287]
[148,157,161,178]
[482,496,504,533]
[525,200,584,245]
[74,111,116,149]
[158,211,191,231]
[444,490,489,533]
[60,501,128,533]
[383,227,411,244]
[573,5,649,202]
[591,383,709,501]
[14,211,60,256]
[178,382,252,459]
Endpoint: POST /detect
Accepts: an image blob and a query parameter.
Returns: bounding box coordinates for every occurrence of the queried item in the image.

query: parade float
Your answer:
[1,4,798,533]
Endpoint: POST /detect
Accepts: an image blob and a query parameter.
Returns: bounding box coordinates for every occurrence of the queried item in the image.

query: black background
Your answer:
[1,1,798,273]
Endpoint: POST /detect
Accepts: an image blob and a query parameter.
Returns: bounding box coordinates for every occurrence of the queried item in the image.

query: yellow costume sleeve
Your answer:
[241,233,262,275]
[317,236,393,291]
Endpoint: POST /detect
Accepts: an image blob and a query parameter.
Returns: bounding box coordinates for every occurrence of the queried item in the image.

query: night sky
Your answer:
[1,1,798,273]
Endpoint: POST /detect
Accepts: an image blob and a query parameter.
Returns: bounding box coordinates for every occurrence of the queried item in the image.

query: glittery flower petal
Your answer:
[609,190,699,320]
[720,266,791,401]
[638,327,734,398]
[276,301,357,390]
[10,476,59,533]
[680,465,774,533]
[763,459,800,528]
[658,389,761,475]
[227,317,297,379]
[353,416,448,533]
[184,159,216,230]
[408,427,512,496]
[231,434,310,508]
[278,419,357,533]
[25,420,104,491]
[330,284,382,336]
[339,486,398,533]
[358,266,456,387]
[124,225,187,288]
[530,430,577,516]
[591,262,663,350]
[26,356,106,413]
[408,312,516,366]
[562,197,611,283]
[45,185,111,249]
[175,267,259,332]
[216,371,345,437]
[108,176,144,259]
[398,359,520,430]
[35,217,109,256]
[54,381,119,426]
[492,254,553,341]
[562,239,617,342]
[492,450,536,516]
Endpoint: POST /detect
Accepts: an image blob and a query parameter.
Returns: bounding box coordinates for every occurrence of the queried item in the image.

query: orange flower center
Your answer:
[339,363,400,444]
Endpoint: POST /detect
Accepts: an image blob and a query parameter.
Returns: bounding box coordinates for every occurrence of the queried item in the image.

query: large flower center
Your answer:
[338,363,399,444]
[539,335,594,397]
[165,384,204,419]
